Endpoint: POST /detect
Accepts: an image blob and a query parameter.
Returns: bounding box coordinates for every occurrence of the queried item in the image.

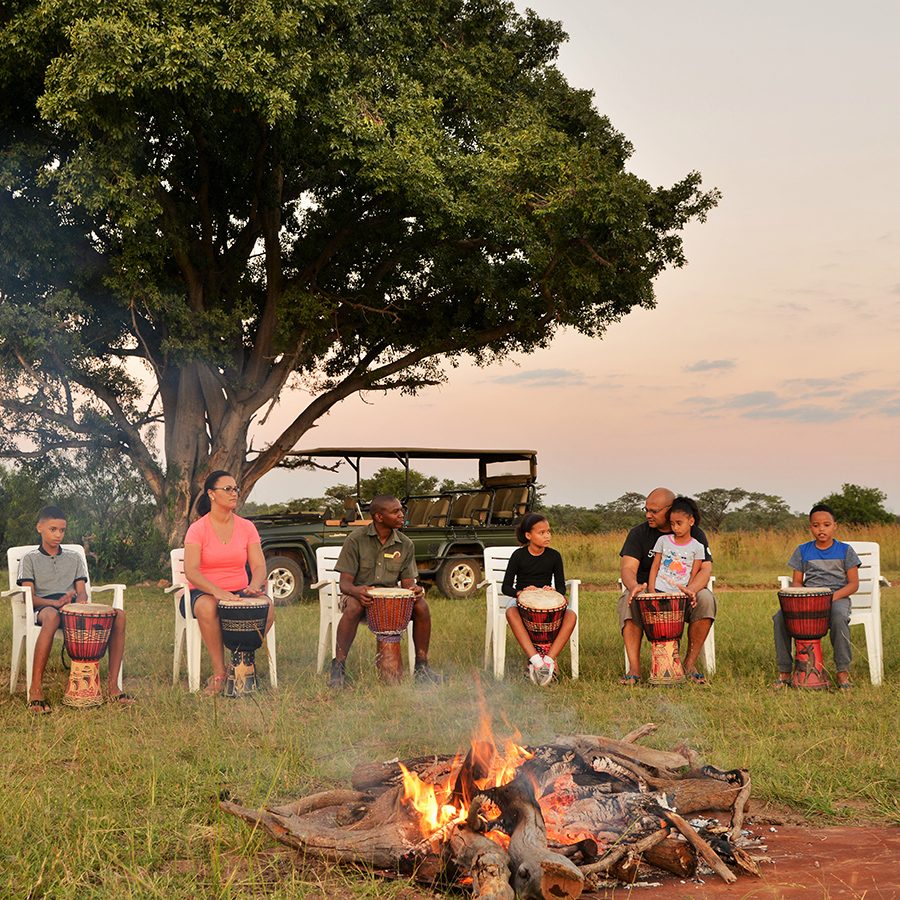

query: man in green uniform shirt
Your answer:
[330,495,444,687]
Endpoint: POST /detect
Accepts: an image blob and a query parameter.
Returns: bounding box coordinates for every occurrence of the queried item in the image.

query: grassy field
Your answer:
[1,530,897,897]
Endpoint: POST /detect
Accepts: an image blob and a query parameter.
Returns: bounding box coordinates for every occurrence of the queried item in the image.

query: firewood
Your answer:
[620,723,658,744]
[559,735,691,773]
[269,789,370,818]
[351,755,455,794]
[729,770,752,840]
[642,835,697,878]
[660,811,737,884]
[492,776,584,900]
[580,827,669,879]
[446,826,514,900]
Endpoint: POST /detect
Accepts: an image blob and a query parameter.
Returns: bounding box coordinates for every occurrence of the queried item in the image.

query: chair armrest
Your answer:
[2,587,29,600]
[476,579,489,589]
[310,579,334,590]
[90,583,125,609]
[777,576,791,589]
[163,584,184,594]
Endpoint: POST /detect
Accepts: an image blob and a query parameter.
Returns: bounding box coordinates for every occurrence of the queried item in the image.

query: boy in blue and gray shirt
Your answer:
[774,503,860,689]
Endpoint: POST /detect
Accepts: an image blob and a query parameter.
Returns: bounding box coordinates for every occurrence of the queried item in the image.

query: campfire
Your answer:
[223,720,762,897]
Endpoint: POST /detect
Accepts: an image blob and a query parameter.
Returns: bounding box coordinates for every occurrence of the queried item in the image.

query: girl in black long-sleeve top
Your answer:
[503,514,577,684]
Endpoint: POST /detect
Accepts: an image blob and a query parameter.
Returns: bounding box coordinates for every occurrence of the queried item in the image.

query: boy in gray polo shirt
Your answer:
[17,505,131,712]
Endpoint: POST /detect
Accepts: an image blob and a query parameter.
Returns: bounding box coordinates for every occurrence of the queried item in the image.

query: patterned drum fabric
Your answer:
[60,603,116,708]
[516,589,567,656]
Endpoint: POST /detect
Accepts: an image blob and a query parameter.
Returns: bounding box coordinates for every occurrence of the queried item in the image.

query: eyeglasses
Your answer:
[642,504,670,514]
[212,486,240,495]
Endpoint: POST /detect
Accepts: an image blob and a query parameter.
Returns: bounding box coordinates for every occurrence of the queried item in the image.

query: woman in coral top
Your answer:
[183,470,274,695]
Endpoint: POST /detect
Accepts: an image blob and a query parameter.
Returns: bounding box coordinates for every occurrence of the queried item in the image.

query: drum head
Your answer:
[368,587,415,599]
[778,587,832,596]
[636,592,683,602]
[219,597,269,608]
[61,602,114,614]
[517,588,566,611]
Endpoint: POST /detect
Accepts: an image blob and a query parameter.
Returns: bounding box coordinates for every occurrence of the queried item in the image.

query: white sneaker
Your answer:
[531,657,556,686]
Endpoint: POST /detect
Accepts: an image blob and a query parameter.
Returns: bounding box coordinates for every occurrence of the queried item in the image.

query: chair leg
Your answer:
[495,609,507,680]
[316,597,331,674]
[173,617,185,685]
[861,618,882,686]
[10,624,25,693]
[483,595,494,671]
[570,619,580,680]
[187,619,201,693]
[266,624,278,688]
[701,623,716,676]
[406,621,415,674]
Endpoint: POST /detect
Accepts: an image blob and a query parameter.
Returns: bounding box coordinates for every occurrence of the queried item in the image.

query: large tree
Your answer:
[0,0,719,544]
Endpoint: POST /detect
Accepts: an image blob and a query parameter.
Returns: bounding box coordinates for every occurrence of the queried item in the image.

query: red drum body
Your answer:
[778,587,832,689]
[60,603,116,708]
[367,588,416,684]
[516,589,568,656]
[218,598,269,697]
[636,592,686,685]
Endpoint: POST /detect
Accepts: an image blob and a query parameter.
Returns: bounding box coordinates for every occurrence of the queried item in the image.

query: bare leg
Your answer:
[411,597,432,662]
[623,619,643,677]
[29,608,61,701]
[683,617,712,673]
[546,609,577,662]
[193,594,226,677]
[264,597,275,634]
[506,606,539,659]
[335,597,365,662]
[106,608,127,693]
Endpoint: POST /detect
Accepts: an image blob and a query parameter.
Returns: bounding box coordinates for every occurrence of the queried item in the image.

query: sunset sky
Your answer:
[253,0,900,513]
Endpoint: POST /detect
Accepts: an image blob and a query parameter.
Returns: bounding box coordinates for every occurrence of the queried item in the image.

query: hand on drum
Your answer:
[356,587,376,608]
[678,585,697,607]
[628,582,647,602]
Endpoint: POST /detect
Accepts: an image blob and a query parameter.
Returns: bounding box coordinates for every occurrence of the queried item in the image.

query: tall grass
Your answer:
[0,535,897,896]
[552,523,900,587]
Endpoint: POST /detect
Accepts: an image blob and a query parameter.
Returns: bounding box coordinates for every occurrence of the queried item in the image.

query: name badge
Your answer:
[384,551,401,559]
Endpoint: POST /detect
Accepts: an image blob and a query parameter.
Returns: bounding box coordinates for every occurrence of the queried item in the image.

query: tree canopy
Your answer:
[817,484,895,526]
[0,0,719,542]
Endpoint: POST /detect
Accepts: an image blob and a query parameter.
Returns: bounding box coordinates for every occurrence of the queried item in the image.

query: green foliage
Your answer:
[818,483,896,526]
[0,0,720,544]
[0,452,166,580]
[695,487,798,532]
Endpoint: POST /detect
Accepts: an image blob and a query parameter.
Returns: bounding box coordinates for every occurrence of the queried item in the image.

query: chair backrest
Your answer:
[315,544,343,583]
[170,547,186,585]
[848,541,880,612]
[6,543,95,596]
[482,546,518,592]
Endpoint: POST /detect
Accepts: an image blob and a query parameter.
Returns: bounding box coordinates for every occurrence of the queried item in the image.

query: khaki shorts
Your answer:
[617,588,716,631]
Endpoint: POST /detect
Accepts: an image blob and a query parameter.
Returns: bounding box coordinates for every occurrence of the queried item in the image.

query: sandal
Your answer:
[688,671,708,685]
[618,674,641,686]
[28,698,51,714]
[203,674,228,696]
[771,677,791,691]
[108,691,136,706]
[837,678,853,690]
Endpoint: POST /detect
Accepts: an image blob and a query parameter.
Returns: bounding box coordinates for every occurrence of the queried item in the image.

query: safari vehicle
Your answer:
[253,448,537,603]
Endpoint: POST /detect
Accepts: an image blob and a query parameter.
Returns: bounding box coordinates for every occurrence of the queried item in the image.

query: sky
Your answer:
[252,0,900,513]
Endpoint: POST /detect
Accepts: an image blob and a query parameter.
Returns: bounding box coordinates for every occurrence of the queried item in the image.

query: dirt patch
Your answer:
[589,825,900,898]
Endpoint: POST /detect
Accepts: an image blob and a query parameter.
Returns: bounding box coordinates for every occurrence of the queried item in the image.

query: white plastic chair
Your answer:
[480,546,580,680]
[167,548,278,692]
[777,540,883,685]
[618,576,717,676]
[5,544,125,696]
[311,544,415,675]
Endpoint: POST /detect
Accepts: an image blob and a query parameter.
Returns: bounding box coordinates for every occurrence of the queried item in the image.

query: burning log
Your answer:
[446,827,514,900]
[222,723,762,895]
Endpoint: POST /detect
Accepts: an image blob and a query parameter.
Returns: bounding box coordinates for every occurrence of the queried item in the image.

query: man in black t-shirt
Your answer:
[618,487,716,684]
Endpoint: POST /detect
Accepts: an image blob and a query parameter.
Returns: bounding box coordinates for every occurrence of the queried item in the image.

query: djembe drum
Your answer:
[367,587,416,683]
[60,602,117,708]
[636,592,686,685]
[218,598,269,697]
[777,586,833,689]
[516,589,568,656]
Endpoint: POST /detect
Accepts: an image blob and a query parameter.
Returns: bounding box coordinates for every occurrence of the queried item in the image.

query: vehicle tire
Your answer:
[436,557,483,599]
[266,555,305,606]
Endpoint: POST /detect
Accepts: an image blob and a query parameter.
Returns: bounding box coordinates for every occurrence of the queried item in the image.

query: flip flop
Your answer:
[28,698,51,714]
[688,671,708,685]
[837,680,853,690]
[618,674,640,686]
[203,674,228,696]
[771,678,791,691]
[108,692,136,706]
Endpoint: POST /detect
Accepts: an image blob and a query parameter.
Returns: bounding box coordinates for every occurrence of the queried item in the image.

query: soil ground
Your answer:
[590,825,900,899]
